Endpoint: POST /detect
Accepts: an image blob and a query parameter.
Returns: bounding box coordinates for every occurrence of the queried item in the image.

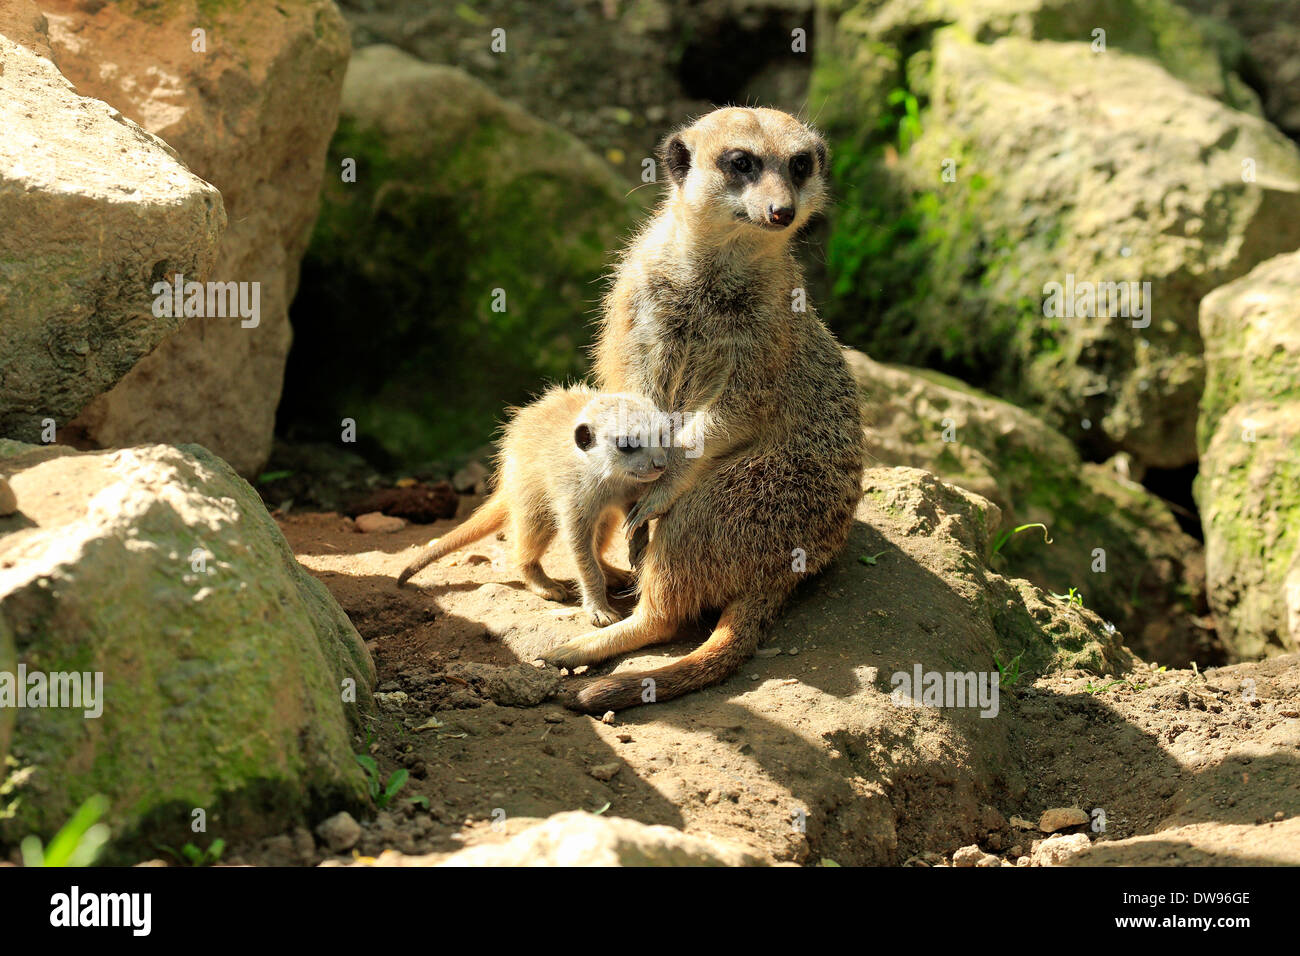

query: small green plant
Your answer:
[886,88,922,152]
[1085,678,1145,694]
[1051,586,1085,608]
[255,469,295,485]
[408,795,430,810]
[994,649,1026,688]
[1087,668,1163,695]
[355,754,409,809]
[21,795,110,867]
[992,523,1053,555]
[159,839,226,867]
[858,550,887,566]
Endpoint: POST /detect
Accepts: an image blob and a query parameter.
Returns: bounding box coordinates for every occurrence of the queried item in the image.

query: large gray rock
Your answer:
[0,33,224,441]
[42,0,351,477]
[0,441,375,859]
[814,2,1300,467]
[850,350,1212,664]
[1195,251,1300,657]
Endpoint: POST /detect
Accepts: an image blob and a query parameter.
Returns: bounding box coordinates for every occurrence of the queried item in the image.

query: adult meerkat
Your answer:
[397,385,668,627]
[543,107,864,711]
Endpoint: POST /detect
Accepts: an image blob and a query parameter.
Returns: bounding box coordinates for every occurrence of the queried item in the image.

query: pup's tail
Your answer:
[397,494,508,586]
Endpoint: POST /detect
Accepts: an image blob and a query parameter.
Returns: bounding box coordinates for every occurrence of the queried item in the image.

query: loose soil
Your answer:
[219,497,1299,867]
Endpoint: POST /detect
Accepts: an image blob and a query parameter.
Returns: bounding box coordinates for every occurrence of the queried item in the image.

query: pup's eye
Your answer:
[731,153,753,174]
[790,153,811,180]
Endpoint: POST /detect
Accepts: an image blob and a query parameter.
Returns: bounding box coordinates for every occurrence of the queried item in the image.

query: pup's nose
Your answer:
[650,450,667,469]
[767,205,795,227]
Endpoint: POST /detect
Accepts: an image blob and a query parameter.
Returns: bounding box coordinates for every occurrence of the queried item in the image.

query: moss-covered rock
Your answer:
[1195,251,1300,657]
[284,45,641,466]
[0,441,375,860]
[857,467,1133,677]
[813,0,1300,467]
[817,0,1260,114]
[851,349,1212,664]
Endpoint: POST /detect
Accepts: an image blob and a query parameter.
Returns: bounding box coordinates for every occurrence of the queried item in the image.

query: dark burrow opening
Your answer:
[1141,462,1203,542]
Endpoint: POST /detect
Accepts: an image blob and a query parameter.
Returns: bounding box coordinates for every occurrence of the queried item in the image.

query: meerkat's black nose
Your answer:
[767,205,795,227]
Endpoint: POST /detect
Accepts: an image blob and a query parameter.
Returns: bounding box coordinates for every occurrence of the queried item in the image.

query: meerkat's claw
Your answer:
[624,495,665,536]
[586,604,622,627]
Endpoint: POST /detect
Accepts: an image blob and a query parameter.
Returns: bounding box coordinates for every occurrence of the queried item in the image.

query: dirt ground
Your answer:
[217,485,1300,867]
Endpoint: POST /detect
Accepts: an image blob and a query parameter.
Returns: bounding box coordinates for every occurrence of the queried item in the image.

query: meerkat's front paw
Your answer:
[624,490,670,535]
[586,603,622,627]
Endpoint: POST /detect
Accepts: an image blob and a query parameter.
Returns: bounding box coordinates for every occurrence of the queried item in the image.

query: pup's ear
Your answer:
[574,423,596,451]
[659,133,692,186]
[813,135,829,176]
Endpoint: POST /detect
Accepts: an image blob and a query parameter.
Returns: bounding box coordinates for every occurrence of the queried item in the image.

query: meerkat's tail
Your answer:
[397,494,508,586]
[571,589,787,712]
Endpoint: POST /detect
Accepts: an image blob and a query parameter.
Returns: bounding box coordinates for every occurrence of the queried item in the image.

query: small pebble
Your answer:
[355,511,407,533]
[1039,807,1089,833]
[315,812,361,852]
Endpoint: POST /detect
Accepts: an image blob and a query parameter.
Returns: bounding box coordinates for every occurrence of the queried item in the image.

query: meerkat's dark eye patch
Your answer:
[574,423,595,451]
[718,149,760,181]
[789,152,812,183]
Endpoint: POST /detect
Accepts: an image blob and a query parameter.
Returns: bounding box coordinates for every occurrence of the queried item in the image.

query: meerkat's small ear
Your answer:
[659,134,691,186]
[574,423,595,451]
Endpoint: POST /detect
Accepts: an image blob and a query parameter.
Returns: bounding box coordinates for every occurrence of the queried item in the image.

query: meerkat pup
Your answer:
[397,385,669,627]
[543,107,865,710]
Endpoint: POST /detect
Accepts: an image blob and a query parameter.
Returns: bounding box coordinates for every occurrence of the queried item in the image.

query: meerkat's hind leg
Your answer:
[513,513,569,602]
[542,605,677,669]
